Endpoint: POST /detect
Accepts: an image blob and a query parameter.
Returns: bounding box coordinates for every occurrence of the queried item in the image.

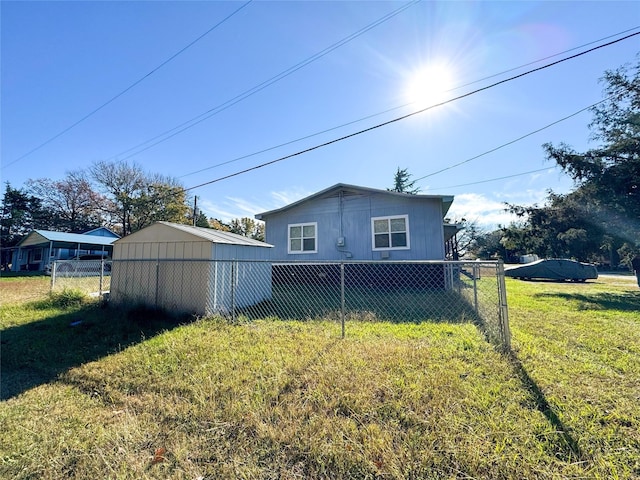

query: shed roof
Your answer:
[17,230,119,248]
[115,222,273,247]
[255,183,454,220]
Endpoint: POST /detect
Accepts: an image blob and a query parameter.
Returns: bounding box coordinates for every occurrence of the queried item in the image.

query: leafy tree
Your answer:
[542,59,639,261]
[229,217,265,241]
[25,170,104,233]
[130,176,189,232]
[388,167,420,194]
[194,212,210,228]
[0,183,46,244]
[503,59,639,264]
[209,218,231,231]
[503,190,606,262]
[0,183,47,268]
[254,222,265,242]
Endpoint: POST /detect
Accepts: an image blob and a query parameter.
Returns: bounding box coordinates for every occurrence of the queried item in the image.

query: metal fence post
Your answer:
[497,260,511,351]
[340,262,345,338]
[99,259,104,296]
[50,261,56,293]
[473,263,479,313]
[155,260,160,308]
[231,260,237,323]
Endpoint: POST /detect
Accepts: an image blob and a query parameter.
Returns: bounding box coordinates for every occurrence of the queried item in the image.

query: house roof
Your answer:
[255,183,454,220]
[83,227,120,238]
[443,223,464,242]
[17,230,119,248]
[114,222,273,247]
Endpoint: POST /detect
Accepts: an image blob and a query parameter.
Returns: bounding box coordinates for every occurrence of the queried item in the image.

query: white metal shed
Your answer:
[110,222,273,316]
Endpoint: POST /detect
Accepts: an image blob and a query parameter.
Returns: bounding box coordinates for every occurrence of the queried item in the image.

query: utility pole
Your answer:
[193,196,198,226]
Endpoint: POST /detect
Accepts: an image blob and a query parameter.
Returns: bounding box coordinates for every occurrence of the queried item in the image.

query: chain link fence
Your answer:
[50,259,112,297]
[105,259,510,351]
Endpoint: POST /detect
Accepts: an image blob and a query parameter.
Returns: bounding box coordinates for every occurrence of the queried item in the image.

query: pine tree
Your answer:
[388,167,420,194]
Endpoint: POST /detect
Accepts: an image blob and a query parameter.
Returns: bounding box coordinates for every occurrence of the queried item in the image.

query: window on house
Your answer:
[288,222,317,253]
[28,249,43,263]
[372,215,409,250]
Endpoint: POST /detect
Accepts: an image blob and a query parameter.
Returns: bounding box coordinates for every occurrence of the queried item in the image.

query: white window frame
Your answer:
[371,214,410,251]
[288,222,318,254]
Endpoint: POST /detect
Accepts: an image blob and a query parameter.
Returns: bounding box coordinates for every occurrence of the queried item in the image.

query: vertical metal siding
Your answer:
[111,223,272,315]
[264,192,445,261]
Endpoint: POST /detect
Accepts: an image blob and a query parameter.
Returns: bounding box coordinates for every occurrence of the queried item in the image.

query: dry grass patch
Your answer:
[1,275,639,479]
[0,274,50,305]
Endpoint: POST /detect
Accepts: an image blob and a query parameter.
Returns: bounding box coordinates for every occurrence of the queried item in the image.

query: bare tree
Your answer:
[26,170,105,232]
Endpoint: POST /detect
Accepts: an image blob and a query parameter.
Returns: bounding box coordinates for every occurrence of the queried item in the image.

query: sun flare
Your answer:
[404,64,456,108]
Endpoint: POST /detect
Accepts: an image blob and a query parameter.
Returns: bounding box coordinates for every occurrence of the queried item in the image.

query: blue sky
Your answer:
[2,1,639,230]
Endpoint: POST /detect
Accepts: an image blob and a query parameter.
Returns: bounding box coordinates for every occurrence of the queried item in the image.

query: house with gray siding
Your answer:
[255,183,455,262]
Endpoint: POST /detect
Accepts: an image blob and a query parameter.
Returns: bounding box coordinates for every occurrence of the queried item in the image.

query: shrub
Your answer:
[44,288,87,308]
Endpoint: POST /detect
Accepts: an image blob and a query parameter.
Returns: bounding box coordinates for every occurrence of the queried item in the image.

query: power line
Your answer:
[450,25,640,90]
[4,0,253,169]
[178,26,639,180]
[413,97,610,183]
[93,31,628,217]
[109,0,421,162]
[184,31,640,192]
[425,167,558,191]
[178,106,403,179]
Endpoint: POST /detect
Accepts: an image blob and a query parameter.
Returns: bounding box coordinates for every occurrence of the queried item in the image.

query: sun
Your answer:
[404,64,456,109]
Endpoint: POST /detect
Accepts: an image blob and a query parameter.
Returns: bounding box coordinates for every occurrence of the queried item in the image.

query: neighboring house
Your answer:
[255,183,456,262]
[10,227,119,272]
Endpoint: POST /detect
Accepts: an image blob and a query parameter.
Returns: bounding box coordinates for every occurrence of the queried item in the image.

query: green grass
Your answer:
[247,284,482,323]
[1,275,639,479]
[506,277,640,478]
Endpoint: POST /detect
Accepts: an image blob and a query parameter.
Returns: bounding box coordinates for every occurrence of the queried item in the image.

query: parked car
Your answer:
[46,255,112,276]
[504,258,598,282]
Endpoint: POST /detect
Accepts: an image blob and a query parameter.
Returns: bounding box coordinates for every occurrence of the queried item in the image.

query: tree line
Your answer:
[0,160,264,252]
[469,58,639,268]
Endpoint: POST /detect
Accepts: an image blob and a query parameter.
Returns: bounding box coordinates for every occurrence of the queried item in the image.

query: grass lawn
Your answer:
[1,275,638,479]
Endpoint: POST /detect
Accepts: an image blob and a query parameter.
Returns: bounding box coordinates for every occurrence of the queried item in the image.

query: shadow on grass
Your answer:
[534,291,640,312]
[1,302,192,401]
[508,353,584,462]
[240,284,481,324]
